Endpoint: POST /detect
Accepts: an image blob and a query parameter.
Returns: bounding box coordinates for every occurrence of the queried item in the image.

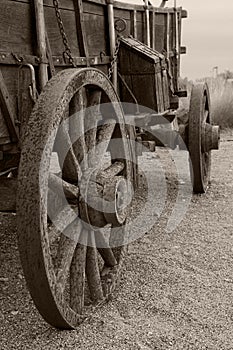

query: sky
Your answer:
[120,0,233,79]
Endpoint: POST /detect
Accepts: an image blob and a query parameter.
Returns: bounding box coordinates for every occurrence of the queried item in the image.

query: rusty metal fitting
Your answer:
[202,124,220,153]
[79,169,130,229]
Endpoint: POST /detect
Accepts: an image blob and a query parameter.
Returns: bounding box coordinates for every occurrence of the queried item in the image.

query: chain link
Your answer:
[108,37,121,80]
[53,0,77,68]
[53,0,121,75]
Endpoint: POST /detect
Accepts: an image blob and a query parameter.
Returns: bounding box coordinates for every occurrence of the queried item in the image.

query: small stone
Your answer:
[11,310,19,316]
[0,277,9,282]
[179,180,185,185]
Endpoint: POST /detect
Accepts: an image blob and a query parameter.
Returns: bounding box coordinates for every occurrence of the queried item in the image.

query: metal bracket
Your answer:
[19,64,38,103]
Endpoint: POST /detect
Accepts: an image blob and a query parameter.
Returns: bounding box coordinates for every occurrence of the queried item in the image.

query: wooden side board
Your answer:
[0,0,184,58]
[0,0,186,147]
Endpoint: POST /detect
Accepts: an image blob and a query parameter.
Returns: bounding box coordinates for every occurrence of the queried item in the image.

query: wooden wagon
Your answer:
[0,0,219,329]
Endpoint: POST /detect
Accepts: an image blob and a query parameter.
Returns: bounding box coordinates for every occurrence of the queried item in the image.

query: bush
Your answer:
[179,76,233,129]
[207,77,233,129]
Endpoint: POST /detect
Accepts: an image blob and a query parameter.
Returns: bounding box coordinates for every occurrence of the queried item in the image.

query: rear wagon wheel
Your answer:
[188,83,219,193]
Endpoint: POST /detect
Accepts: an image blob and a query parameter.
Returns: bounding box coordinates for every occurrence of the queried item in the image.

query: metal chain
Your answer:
[52,0,77,67]
[108,37,121,80]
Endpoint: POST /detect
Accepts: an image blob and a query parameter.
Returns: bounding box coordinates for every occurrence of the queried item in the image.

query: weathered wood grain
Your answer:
[0,108,11,143]
[0,69,18,142]
[0,1,35,55]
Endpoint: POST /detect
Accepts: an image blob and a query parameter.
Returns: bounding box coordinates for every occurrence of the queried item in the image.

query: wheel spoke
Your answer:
[49,173,79,200]
[98,247,117,267]
[69,88,88,170]
[70,229,88,314]
[49,204,78,232]
[97,162,125,186]
[93,119,116,166]
[95,230,117,267]
[85,231,104,302]
[55,219,82,292]
[203,110,209,124]
[109,226,128,255]
[101,244,127,297]
[85,90,102,167]
[56,122,81,182]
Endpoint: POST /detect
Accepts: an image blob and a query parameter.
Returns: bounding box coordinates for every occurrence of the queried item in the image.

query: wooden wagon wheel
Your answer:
[17,68,134,329]
[188,83,219,193]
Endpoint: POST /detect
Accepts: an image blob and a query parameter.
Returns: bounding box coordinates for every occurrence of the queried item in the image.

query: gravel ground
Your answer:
[1,131,233,350]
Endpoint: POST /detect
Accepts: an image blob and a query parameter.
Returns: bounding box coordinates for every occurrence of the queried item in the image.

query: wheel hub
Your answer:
[202,123,220,153]
[79,169,129,229]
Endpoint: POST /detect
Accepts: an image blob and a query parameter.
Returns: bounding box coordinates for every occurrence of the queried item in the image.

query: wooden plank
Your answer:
[6,0,181,13]
[155,72,164,113]
[132,74,156,110]
[136,11,143,43]
[113,7,131,20]
[154,13,166,52]
[0,70,18,142]
[34,0,48,89]
[131,10,137,38]
[0,1,35,55]
[162,69,170,110]
[45,6,80,57]
[0,0,178,62]
[45,31,56,76]
[18,66,35,140]
[166,12,170,56]
[144,0,150,47]
[151,10,155,50]
[83,12,108,56]
[73,0,89,60]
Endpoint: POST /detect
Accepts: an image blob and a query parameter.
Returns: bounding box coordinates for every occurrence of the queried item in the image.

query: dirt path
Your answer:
[1,131,233,350]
